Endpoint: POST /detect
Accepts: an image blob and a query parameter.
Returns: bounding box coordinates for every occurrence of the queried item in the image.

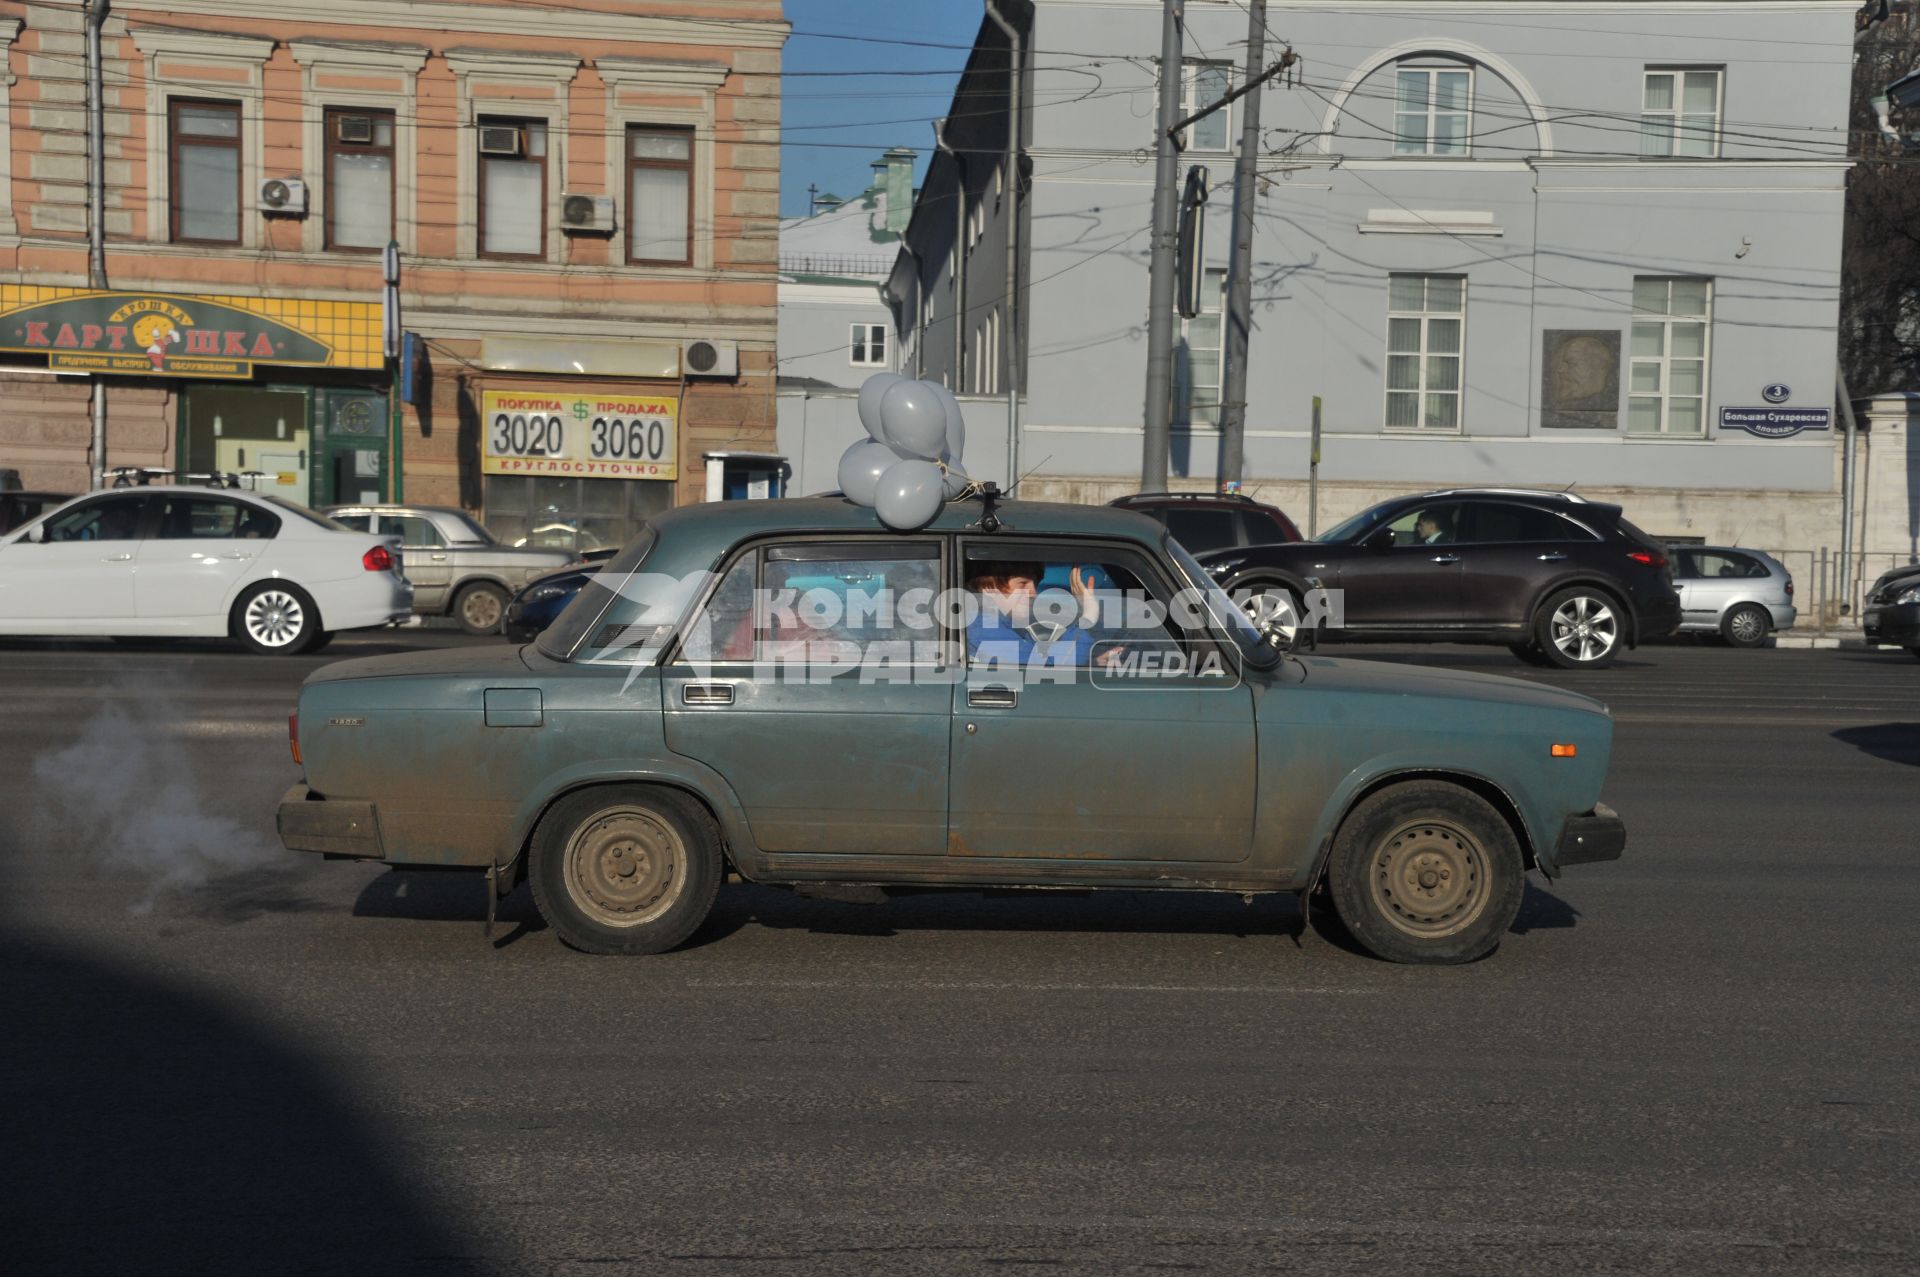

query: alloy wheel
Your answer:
[244,589,306,649]
[1549,595,1618,664]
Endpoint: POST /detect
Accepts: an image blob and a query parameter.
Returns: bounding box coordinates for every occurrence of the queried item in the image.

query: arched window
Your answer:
[1393,60,1473,156]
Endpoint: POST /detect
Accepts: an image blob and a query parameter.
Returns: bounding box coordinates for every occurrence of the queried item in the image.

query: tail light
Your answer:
[289,711,301,765]
[362,544,394,572]
[1785,578,1794,597]
[1627,550,1667,569]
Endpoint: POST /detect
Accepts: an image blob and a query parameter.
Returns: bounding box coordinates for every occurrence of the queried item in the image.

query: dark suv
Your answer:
[1198,489,1681,669]
[1109,491,1300,555]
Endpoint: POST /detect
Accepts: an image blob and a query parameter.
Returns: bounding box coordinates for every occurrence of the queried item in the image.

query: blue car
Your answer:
[503,562,600,642]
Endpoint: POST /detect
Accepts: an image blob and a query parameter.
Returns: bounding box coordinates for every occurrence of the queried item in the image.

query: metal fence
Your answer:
[1756,547,1917,633]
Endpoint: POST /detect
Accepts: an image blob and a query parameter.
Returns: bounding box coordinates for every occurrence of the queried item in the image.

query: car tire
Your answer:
[453,581,509,636]
[1720,604,1770,648]
[1533,587,1624,670]
[1909,647,1920,663]
[1324,780,1525,965]
[529,785,723,956]
[1506,641,1553,667]
[230,582,321,656]
[305,630,336,654]
[1238,582,1303,647]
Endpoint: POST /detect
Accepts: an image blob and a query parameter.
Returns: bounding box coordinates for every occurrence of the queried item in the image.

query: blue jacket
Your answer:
[966,614,1102,668]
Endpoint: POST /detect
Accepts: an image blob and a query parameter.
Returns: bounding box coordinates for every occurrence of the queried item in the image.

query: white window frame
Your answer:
[131,27,273,250]
[1178,268,1227,429]
[850,323,887,368]
[289,42,427,257]
[445,50,581,265]
[1640,67,1723,159]
[1393,64,1474,157]
[597,58,728,273]
[1383,274,1466,432]
[1180,61,1233,152]
[1628,277,1712,437]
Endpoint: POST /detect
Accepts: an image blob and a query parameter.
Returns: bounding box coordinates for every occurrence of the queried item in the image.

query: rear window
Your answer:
[258,495,354,531]
[1162,507,1240,554]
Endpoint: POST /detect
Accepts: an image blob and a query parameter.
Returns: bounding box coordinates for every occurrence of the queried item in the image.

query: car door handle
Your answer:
[101,553,132,562]
[1430,554,1460,565]
[967,686,1019,709]
[431,553,448,561]
[682,683,734,706]
[222,551,251,560]
[1536,552,1568,562]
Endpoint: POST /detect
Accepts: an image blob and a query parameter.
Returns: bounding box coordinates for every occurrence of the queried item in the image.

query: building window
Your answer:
[325,108,394,252]
[1181,62,1232,151]
[850,323,887,367]
[169,99,242,244]
[1385,274,1465,429]
[1394,66,1472,156]
[1629,277,1711,436]
[479,117,547,258]
[1179,268,1226,428]
[628,125,693,266]
[1641,69,1722,158]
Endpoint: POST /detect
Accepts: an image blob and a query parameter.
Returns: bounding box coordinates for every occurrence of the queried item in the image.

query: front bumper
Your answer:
[277,783,385,859]
[1554,802,1625,868]
[1863,602,1920,646]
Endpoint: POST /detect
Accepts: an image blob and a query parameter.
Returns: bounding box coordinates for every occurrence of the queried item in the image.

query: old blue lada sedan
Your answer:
[278,491,1624,964]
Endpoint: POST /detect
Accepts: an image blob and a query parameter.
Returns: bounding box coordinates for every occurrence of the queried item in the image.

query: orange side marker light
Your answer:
[1550,743,1576,758]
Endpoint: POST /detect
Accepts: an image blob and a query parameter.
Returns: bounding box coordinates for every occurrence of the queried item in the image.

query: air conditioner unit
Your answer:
[681,338,739,379]
[258,177,308,215]
[560,193,615,234]
[478,125,522,156]
[336,114,375,144]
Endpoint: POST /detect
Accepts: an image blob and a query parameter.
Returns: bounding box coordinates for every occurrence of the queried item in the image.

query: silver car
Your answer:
[323,504,574,635]
[1673,545,1797,647]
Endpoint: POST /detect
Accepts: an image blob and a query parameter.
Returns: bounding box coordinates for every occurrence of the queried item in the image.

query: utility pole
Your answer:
[1216,0,1266,491]
[1139,0,1185,491]
[84,0,110,490]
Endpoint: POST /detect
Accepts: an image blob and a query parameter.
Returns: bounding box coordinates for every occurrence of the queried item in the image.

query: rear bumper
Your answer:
[276,783,385,859]
[308,574,415,633]
[1553,802,1625,868]
[1863,602,1920,646]
[1634,594,1683,642]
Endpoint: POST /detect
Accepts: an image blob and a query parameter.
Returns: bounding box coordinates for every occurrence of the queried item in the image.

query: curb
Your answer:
[1774,634,1884,651]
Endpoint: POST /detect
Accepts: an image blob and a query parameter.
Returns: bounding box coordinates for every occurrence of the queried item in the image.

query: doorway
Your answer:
[181,385,312,503]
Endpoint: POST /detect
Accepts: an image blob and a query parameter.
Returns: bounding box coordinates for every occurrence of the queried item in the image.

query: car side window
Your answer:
[1463,503,1594,544]
[387,515,446,548]
[1241,510,1287,546]
[155,497,280,540]
[1673,550,1701,579]
[1694,551,1761,579]
[1381,502,1466,547]
[331,513,372,532]
[1162,507,1239,554]
[962,541,1191,671]
[42,495,146,542]
[677,541,944,667]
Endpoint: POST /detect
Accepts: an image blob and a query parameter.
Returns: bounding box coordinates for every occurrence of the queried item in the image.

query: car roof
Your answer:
[1405,487,1591,504]
[321,503,467,516]
[646,494,1163,557]
[1110,491,1275,508]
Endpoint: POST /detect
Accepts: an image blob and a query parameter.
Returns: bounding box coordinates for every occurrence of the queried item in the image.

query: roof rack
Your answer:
[1415,487,1590,504]
[1112,491,1260,505]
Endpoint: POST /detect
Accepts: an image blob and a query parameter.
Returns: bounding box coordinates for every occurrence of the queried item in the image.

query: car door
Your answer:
[1671,550,1707,623]
[135,495,277,628]
[385,512,453,611]
[1333,500,1470,630]
[0,493,150,629]
[946,538,1255,864]
[1684,550,1751,626]
[660,537,954,856]
[1454,501,1604,629]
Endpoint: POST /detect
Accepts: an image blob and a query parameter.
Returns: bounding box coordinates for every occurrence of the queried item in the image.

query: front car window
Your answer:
[1162,535,1269,667]
[1382,501,1467,547]
[537,527,660,660]
[1315,506,1386,545]
[388,515,447,548]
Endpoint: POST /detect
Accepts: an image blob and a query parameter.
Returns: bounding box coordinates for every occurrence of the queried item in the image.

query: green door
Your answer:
[316,390,390,506]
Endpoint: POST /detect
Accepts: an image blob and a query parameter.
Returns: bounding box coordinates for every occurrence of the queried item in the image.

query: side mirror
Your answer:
[1363,527,1394,551]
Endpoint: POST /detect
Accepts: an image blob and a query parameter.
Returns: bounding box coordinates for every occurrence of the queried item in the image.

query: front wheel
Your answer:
[1238,584,1302,648]
[1325,781,1525,964]
[529,785,723,955]
[1534,587,1623,669]
[454,582,509,636]
[231,582,322,655]
[1721,604,1769,648]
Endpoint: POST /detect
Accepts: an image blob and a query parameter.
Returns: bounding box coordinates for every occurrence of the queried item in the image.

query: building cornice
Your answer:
[289,40,430,75]
[112,1,790,48]
[443,48,583,82]
[595,57,732,93]
[129,24,276,63]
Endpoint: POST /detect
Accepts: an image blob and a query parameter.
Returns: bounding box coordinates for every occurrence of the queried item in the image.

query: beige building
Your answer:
[0,0,786,550]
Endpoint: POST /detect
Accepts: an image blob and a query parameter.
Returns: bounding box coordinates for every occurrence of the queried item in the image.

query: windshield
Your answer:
[536,527,660,660]
[1162,534,1274,667]
[1314,506,1381,545]
[258,495,354,532]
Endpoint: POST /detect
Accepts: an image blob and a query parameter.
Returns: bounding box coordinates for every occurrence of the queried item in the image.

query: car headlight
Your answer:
[524,584,570,604]
[1896,585,1920,606]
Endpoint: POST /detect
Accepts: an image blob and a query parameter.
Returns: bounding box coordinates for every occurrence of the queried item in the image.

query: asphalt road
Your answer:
[2,630,1917,1275]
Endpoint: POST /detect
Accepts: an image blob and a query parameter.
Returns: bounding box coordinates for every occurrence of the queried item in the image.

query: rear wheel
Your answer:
[453,581,509,636]
[1325,780,1525,965]
[231,582,321,655]
[1721,604,1769,648]
[529,785,723,955]
[1534,587,1623,670]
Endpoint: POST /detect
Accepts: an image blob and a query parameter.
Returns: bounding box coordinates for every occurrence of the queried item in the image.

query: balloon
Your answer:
[837,439,910,508]
[873,459,945,530]
[941,459,971,499]
[931,382,966,462]
[856,373,904,443]
[879,379,950,460]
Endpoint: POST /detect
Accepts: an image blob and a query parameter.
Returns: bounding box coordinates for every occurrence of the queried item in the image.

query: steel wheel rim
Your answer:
[1242,589,1299,645]
[563,807,685,928]
[463,589,504,630]
[1368,819,1491,939]
[1728,609,1763,643]
[245,589,305,648]
[1549,596,1617,663]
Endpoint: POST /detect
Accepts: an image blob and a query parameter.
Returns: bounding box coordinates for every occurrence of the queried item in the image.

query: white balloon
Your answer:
[856,373,904,443]
[931,382,966,463]
[837,438,910,507]
[940,459,971,500]
[879,379,950,460]
[873,458,945,530]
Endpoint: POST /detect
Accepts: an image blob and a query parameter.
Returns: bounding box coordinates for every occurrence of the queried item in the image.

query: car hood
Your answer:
[304,643,534,685]
[1869,563,1920,598]
[1285,653,1610,718]
[521,563,600,593]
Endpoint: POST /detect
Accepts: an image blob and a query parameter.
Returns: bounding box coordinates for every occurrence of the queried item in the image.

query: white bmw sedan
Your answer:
[0,486,413,654]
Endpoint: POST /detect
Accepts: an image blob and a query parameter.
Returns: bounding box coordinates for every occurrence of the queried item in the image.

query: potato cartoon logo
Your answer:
[132,314,181,370]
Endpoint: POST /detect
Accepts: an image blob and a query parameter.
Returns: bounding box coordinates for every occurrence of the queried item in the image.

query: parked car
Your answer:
[1197,488,1682,670]
[1671,546,1796,647]
[0,490,74,535]
[1108,490,1300,554]
[1862,563,1920,659]
[323,504,574,635]
[503,562,601,643]
[277,493,1625,966]
[0,487,411,653]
